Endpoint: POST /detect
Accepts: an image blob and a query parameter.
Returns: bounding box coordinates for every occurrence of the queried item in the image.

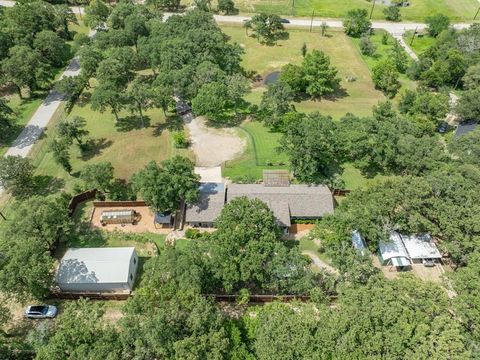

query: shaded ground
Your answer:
[186,116,246,167]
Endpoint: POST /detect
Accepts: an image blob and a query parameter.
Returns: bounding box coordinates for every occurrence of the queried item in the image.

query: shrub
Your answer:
[360,36,376,56]
[185,228,203,239]
[383,6,401,22]
[173,131,189,148]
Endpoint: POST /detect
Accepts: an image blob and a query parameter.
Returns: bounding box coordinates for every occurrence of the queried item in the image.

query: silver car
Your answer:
[24,305,58,319]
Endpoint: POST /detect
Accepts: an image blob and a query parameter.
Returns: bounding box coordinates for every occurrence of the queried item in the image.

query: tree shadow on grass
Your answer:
[293,86,349,103]
[115,115,151,132]
[32,175,66,195]
[153,115,184,137]
[79,138,113,161]
[76,92,91,108]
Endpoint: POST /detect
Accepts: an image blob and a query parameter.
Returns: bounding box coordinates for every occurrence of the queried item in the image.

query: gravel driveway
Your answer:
[185,116,246,167]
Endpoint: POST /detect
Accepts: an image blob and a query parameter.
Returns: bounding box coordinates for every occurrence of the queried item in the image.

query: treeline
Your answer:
[0,1,77,98]
[59,0,248,127]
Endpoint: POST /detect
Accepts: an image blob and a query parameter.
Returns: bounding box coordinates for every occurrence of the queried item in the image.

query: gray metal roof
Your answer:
[379,232,410,263]
[56,247,135,285]
[185,183,225,223]
[401,234,442,259]
[227,184,334,225]
[352,230,367,255]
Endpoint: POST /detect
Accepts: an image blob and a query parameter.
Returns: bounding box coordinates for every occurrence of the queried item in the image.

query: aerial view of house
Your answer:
[0,0,478,357]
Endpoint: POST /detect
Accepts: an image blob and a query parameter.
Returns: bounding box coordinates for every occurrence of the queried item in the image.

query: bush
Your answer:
[372,59,401,98]
[425,14,450,37]
[185,228,203,239]
[173,131,189,148]
[359,36,376,56]
[383,6,401,22]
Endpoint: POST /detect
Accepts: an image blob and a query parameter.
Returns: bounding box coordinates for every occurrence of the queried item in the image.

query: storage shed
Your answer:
[401,234,442,263]
[56,247,138,293]
[379,232,411,268]
[351,230,367,255]
[100,210,135,225]
[154,211,173,228]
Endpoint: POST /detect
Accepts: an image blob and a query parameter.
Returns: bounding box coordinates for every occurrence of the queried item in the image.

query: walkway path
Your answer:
[302,250,339,276]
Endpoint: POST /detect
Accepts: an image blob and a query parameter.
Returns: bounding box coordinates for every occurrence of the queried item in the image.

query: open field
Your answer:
[223,25,385,119]
[213,0,479,21]
[31,87,193,193]
[403,31,437,56]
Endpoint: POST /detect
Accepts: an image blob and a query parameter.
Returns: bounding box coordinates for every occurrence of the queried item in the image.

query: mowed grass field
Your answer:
[403,31,437,56]
[214,0,478,21]
[223,121,289,180]
[222,25,385,119]
[32,87,191,193]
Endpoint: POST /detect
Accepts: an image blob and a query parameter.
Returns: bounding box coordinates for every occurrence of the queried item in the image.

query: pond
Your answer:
[264,71,281,85]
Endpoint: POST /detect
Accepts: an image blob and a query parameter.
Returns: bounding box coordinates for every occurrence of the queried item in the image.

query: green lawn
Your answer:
[403,31,437,56]
[223,25,385,119]
[31,85,191,193]
[350,29,416,98]
[215,0,478,21]
[223,121,288,180]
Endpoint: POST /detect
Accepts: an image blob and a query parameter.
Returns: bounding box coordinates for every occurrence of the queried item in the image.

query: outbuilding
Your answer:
[401,234,442,264]
[351,230,368,255]
[56,247,138,293]
[379,232,411,269]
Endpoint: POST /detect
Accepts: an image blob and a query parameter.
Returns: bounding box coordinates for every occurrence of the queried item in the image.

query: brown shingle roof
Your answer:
[227,184,334,225]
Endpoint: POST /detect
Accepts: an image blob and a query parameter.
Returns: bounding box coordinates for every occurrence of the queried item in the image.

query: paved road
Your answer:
[1,28,95,196]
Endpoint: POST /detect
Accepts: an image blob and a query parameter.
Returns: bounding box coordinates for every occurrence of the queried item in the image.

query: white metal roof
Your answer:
[401,234,442,259]
[56,247,135,285]
[379,232,410,262]
[351,230,367,255]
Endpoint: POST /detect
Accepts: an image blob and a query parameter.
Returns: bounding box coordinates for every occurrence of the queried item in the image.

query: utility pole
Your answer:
[291,0,295,16]
[369,0,376,20]
[474,6,480,21]
[0,211,6,221]
[410,26,418,46]
[310,11,314,32]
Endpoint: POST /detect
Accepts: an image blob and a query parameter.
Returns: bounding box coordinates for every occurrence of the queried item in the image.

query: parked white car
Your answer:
[24,305,58,319]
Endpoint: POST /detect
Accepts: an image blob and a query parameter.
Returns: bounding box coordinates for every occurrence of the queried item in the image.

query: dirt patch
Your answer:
[91,206,171,234]
[186,117,246,167]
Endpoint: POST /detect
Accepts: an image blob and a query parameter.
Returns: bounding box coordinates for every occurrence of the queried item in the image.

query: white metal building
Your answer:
[401,234,442,263]
[56,247,138,293]
[379,232,411,268]
[351,230,368,255]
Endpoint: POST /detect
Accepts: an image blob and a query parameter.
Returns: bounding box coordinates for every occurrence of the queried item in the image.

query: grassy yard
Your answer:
[223,121,288,180]
[403,31,437,56]
[213,0,478,21]
[351,29,416,98]
[223,25,385,119]
[31,86,192,193]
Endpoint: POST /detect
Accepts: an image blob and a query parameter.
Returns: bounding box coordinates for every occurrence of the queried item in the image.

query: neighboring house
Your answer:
[56,247,138,294]
[379,232,411,269]
[226,183,334,233]
[401,234,442,264]
[455,121,477,137]
[185,182,226,228]
[351,230,368,255]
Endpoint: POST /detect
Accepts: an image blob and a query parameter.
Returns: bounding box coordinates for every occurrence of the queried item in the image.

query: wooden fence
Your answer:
[332,188,352,197]
[93,200,147,207]
[50,291,130,300]
[68,189,97,216]
[206,294,312,303]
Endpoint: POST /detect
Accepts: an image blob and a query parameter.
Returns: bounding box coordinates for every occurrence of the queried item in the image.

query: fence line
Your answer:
[68,189,97,216]
[93,200,147,207]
